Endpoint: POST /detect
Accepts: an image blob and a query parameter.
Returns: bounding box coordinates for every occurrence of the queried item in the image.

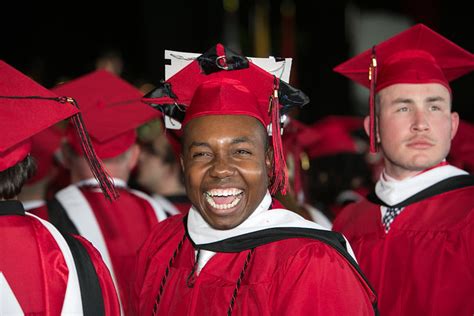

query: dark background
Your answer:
[2,0,473,124]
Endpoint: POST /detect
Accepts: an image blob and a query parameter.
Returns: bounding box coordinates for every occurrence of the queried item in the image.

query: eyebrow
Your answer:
[231,136,255,145]
[425,96,447,103]
[390,95,447,105]
[188,141,211,150]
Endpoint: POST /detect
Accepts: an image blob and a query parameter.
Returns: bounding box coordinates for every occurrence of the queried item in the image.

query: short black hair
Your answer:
[0,155,37,199]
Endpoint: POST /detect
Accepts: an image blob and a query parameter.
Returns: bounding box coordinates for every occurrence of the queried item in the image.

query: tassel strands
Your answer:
[368,46,378,153]
[269,76,288,195]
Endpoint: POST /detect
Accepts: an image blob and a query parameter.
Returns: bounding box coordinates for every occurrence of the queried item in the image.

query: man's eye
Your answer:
[430,105,441,111]
[192,152,212,158]
[396,107,409,112]
[235,149,251,155]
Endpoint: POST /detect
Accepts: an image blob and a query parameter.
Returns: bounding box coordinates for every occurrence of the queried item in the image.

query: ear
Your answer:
[363,115,380,143]
[450,112,460,140]
[127,144,140,170]
[265,147,274,177]
[180,155,185,173]
[363,115,371,138]
[60,142,73,170]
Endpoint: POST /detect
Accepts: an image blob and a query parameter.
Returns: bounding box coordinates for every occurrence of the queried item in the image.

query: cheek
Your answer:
[184,164,206,192]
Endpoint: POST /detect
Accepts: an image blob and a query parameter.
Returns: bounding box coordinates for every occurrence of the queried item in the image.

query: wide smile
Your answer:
[204,188,244,211]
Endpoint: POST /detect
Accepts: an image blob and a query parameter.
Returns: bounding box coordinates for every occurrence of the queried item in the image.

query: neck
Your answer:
[383,161,448,181]
[18,180,48,202]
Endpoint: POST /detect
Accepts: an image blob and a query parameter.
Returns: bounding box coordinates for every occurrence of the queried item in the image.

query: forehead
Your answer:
[183,115,266,143]
[378,83,451,101]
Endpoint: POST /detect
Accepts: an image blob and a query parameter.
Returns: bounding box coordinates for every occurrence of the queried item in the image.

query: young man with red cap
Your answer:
[132,44,378,315]
[46,70,168,314]
[0,61,119,315]
[332,23,474,315]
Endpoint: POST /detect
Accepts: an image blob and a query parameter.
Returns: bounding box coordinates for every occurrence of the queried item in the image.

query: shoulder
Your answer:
[139,215,186,253]
[332,198,378,232]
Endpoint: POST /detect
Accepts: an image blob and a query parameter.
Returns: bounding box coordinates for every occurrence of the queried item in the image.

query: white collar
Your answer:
[22,199,46,211]
[75,177,126,188]
[375,164,468,206]
[187,191,330,245]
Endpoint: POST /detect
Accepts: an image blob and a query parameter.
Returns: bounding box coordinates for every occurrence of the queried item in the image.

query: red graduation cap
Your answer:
[334,23,474,153]
[0,61,117,199]
[300,116,361,159]
[53,70,160,159]
[142,44,309,195]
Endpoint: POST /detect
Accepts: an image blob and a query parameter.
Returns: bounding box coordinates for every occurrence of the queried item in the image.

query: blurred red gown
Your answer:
[50,179,167,314]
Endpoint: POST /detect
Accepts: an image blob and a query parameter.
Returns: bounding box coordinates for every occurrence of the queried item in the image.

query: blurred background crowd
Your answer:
[2,0,473,224]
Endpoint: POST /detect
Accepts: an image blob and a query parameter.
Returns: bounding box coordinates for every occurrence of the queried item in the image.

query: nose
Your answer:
[411,109,430,132]
[209,155,235,179]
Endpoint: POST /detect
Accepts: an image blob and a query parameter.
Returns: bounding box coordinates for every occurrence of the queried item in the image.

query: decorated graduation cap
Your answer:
[142,43,309,195]
[334,23,474,153]
[0,61,117,199]
[53,70,159,159]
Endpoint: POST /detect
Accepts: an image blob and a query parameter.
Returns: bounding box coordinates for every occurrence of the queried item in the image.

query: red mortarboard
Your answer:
[142,44,309,195]
[0,61,117,199]
[334,23,474,152]
[27,124,64,184]
[53,70,159,159]
[301,117,360,159]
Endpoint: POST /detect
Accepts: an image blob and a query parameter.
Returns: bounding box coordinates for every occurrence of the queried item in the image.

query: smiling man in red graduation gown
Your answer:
[332,24,474,316]
[131,44,378,315]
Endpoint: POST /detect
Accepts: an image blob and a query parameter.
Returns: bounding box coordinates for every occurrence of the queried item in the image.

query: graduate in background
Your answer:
[132,44,378,315]
[47,70,167,314]
[0,60,119,315]
[134,119,192,216]
[333,23,474,315]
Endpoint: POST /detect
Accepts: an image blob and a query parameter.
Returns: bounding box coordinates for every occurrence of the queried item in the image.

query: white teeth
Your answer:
[206,188,243,197]
[205,194,242,210]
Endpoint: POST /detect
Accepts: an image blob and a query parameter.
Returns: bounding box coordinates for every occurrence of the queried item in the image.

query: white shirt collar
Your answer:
[22,199,46,211]
[375,164,468,206]
[187,191,330,245]
[75,177,126,188]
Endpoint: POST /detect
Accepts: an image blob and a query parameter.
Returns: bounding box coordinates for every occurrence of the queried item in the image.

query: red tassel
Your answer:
[269,77,288,195]
[368,46,378,153]
[61,97,119,200]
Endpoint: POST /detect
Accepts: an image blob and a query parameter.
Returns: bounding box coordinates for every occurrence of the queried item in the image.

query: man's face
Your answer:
[375,83,459,179]
[137,135,170,193]
[182,115,272,229]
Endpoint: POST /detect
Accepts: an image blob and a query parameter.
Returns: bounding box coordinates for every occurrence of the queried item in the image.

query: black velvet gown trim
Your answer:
[0,200,25,216]
[367,175,474,208]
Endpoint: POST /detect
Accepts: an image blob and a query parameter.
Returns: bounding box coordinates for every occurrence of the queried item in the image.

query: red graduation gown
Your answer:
[132,215,377,315]
[333,183,474,316]
[0,201,119,315]
[52,184,165,314]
